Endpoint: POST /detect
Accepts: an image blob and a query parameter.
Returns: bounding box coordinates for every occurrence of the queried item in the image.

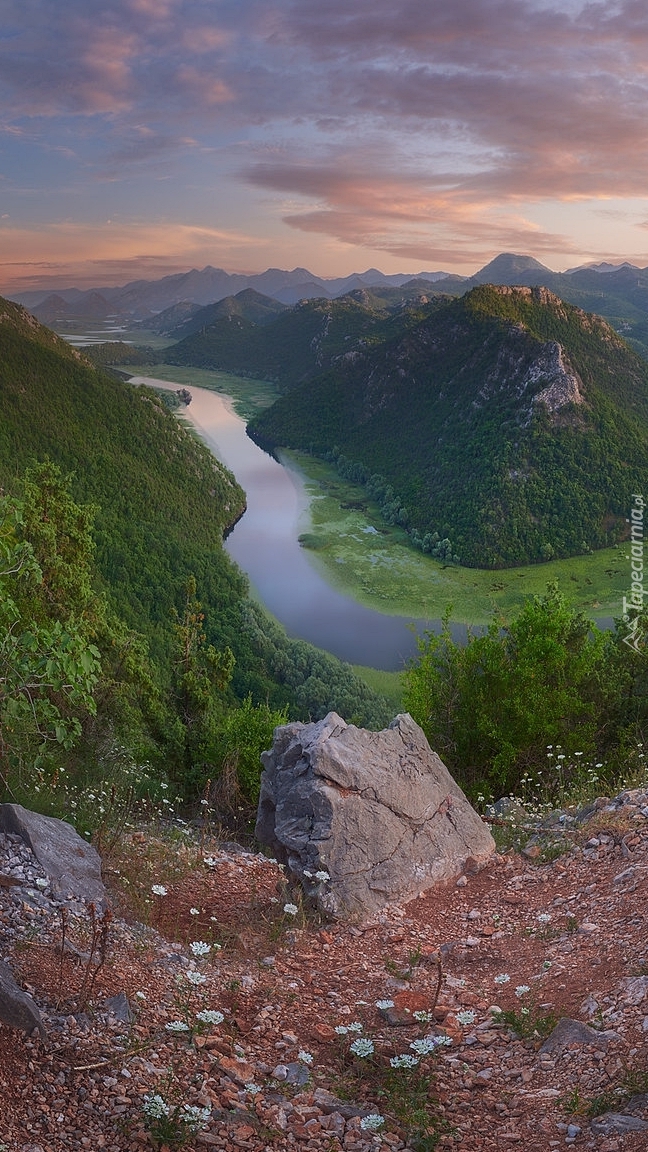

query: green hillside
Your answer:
[169,288,289,341]
[164,290,450,387]
[0,297,389,738]
[249,285,648,569]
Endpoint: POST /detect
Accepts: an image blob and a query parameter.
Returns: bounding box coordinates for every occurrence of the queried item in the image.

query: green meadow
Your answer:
[284,450,629,625]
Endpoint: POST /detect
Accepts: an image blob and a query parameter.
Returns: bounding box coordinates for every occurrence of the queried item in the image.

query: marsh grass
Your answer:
[285,450,628,624]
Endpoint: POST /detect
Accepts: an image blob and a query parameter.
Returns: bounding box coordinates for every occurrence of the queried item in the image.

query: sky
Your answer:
[4,0,648,292]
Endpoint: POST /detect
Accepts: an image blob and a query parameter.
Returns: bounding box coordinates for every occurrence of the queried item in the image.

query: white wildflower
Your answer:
[245,1083,261,1095]
[151,884,167,897]
[181,1104,211,1127]
[185,971,207,986]
[375,999,395,1010]
[515,985,531,998]
[347,1021,363,1033]
[196,1010,224,1025]
[283,903,298,916]
[390,1053,419,1069]
[314,870,330,882]
[360,1114,385,1131]
[494,973,511,985]
[190,941,211,957]
[165,1020,190,1033]
[350,1037,374,1058]
[413,1010,434,1024]
[456,1009,477,1025]
[143,1094,170,1119]
[298,1050,313,1065]
[203,856,218,868]
[189,907,200,916]
[409,1038,437,1056]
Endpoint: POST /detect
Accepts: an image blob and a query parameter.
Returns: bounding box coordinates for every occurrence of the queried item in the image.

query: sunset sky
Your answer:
[4,0,648,292]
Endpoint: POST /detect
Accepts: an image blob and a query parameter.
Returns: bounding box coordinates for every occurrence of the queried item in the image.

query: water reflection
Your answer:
[128,378,463,669]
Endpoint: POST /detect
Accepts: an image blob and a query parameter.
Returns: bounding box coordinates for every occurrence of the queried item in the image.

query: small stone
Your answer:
[590,1114,648,1135]
[456,875,468,887]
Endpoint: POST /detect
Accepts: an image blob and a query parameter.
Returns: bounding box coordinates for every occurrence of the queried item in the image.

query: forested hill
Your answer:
[0,297,245,650]
[164,289,450,387]
[0,296,389,728]
[249,285,648,569]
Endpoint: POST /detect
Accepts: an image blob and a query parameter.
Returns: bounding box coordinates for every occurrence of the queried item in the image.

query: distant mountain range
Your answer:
[10,265,452,320]
[12,252,648,360]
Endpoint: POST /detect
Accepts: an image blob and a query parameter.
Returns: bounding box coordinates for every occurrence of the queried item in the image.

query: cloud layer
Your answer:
[3,0,648,283]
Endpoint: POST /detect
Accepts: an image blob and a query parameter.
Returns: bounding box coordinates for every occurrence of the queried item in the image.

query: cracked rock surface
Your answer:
[256,712,495,919]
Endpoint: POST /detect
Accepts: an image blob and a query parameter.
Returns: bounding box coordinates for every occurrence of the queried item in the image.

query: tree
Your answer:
[170,575,234,792]
[404,585,613,799]
[0,485,101,794]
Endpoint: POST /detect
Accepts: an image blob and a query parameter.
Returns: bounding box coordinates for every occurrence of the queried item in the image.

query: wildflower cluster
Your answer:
[142,1094,211,1148]
[164,967,225,1040]
[360,1114,385,1132]
[335,1021,363,1036]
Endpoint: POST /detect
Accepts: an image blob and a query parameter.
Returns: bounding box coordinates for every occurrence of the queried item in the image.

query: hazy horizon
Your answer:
[7,254,646,301]
[4,1,648,293]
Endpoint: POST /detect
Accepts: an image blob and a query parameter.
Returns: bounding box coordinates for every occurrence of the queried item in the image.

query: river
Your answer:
[128,377,449,669]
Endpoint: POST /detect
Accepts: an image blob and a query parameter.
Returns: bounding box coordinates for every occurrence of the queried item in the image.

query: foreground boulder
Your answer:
[0,803,106,906]
[256,712,495,920]
[0,960,45,1036]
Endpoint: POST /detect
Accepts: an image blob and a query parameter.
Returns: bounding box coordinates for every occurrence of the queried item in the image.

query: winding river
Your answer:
[129,377,448,669]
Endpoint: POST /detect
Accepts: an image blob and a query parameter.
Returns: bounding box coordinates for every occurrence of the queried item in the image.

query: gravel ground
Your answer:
[2,792,648,1151]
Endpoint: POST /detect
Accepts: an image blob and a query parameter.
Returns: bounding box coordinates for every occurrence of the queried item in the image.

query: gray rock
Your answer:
[283,1062,311,1086]
[618,976,648,1005]
[105,992,134,1023]
[0,959,45,1036]
[590,1113,648,1135]
[255,712,495,920]
[486,797,527,822]
[539,1017,620,1055]
[0,804,106,906]
[625,1095,648,1116]
[312,1087,375,1119]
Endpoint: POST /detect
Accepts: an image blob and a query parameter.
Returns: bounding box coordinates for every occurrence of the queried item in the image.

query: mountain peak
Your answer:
[472,253,555,284]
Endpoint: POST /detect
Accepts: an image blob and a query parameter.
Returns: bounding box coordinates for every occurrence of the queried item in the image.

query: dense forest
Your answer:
[0,297,390,827]
[249,286,648,568]
[164,289,450,386]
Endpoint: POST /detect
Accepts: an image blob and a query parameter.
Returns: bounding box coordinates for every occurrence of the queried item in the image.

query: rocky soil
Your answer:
[2,792,648,1152]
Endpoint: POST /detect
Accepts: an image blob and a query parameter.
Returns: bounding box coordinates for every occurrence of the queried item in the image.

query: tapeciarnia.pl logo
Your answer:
[622,493,645,652]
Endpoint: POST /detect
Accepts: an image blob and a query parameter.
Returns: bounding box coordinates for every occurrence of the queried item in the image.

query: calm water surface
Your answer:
[129,377,457,669]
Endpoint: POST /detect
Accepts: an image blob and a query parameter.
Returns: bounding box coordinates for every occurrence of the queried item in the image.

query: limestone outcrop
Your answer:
[255,712,495,920]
